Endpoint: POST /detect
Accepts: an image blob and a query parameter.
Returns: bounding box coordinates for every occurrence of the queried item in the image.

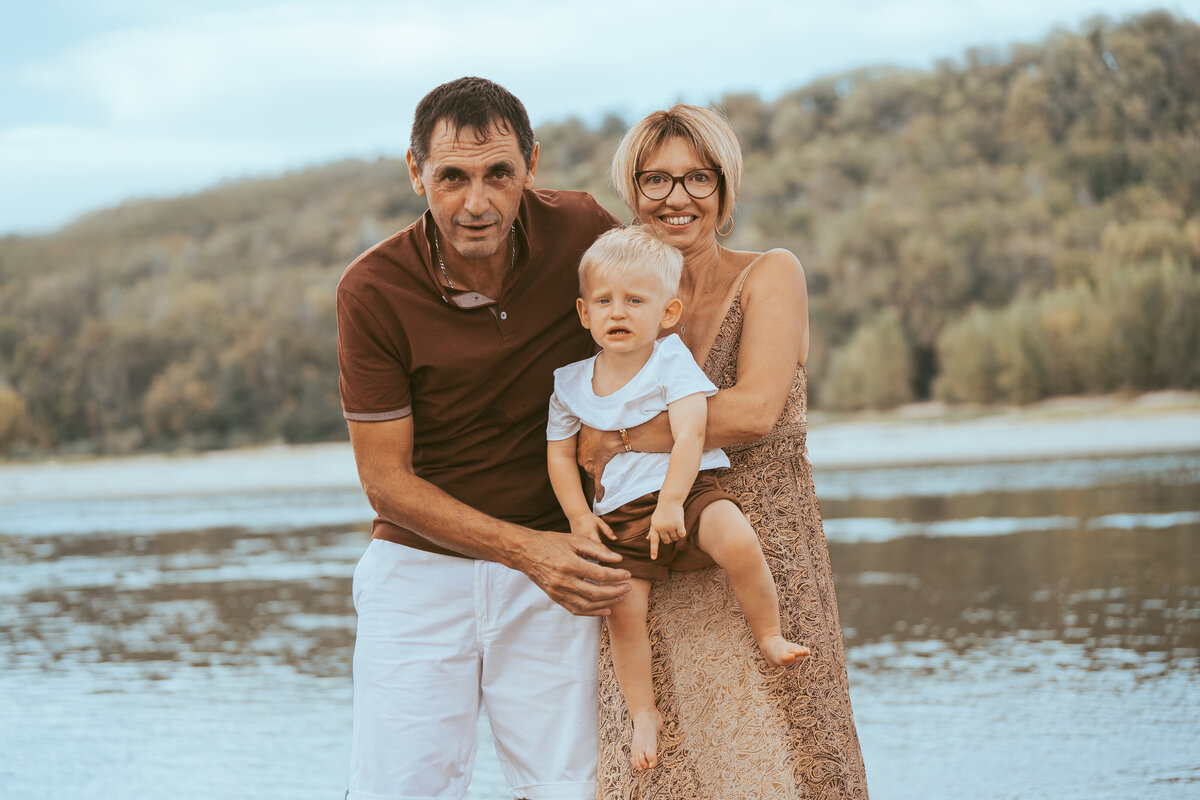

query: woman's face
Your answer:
[633,137,721,255]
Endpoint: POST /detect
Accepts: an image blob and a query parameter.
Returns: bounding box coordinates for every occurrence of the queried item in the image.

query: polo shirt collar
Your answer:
[419,196,531,309]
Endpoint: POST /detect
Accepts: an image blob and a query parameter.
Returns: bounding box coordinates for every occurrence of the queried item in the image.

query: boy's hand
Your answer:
[569,513,616,544]
[648,502,686,560]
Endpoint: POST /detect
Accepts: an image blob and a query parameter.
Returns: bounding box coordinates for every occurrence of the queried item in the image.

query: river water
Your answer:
[1,442,1197,799]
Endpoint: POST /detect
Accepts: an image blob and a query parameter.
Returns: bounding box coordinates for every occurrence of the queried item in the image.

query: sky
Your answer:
[2,0,1198,235]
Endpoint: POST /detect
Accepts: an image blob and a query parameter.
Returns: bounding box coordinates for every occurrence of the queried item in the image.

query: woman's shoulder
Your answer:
[738,248,806,299]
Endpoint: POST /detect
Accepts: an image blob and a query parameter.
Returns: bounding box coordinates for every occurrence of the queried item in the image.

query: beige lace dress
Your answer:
[596,293,869,799]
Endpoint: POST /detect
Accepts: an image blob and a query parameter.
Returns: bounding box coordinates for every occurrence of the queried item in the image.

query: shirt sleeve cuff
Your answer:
[343,405,413,422]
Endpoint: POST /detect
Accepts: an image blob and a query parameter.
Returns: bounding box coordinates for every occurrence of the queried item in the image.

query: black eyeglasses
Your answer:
[633,168,723,200]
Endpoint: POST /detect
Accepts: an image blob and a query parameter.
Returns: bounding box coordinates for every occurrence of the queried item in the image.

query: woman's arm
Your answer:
[705,248,808,442]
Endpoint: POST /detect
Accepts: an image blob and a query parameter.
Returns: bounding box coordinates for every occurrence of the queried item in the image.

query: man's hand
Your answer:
[576,426,624,503]
[515,530,631,616]
[569,512,616,544]
[648,502,686,560]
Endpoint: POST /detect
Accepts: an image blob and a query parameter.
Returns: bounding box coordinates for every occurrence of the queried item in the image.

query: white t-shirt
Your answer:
[547,334,729,515]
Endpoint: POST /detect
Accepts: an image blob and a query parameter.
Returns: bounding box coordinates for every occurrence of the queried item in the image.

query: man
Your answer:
[336,77,630,800]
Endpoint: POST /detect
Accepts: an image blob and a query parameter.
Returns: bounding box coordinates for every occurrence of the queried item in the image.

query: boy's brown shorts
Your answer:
[599,472,743,582]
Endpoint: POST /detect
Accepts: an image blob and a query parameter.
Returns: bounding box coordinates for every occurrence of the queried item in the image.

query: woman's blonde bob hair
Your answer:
[611,104,743,232]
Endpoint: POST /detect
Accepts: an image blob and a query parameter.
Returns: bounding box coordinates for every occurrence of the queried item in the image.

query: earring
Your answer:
[716,215,735,238]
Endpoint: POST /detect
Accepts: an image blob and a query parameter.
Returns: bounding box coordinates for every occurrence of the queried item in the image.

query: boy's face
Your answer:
[576,268,682,354]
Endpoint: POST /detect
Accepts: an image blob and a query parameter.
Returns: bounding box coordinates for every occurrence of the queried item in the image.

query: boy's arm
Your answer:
[648,392,707,558]
[548,436,616,543]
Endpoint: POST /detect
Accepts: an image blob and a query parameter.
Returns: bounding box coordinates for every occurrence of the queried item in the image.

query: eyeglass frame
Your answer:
[632,167,724,201]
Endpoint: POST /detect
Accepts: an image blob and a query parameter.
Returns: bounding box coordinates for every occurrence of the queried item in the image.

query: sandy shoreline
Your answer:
[808,390,1200,468]
[3,391,1198,502]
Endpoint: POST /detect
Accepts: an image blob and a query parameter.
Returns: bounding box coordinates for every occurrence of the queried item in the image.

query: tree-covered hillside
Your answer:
[1,11,1197,455]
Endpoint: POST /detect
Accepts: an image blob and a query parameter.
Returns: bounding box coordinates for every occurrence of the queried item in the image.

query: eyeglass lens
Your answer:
[637,169,720,200]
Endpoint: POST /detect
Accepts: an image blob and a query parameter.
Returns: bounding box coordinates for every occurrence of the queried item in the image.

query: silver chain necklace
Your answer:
[433,224,516,290]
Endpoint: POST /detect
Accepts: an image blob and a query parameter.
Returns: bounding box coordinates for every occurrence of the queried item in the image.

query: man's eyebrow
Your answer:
[487,160,517,173]
[434,165,467,179]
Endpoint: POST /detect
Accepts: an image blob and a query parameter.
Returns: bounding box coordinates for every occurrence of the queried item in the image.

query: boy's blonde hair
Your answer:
[578,225,683,299]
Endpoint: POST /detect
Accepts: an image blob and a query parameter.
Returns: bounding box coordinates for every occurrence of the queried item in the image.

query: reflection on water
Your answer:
[1,450,1197,799]
[818,454,1200,666]
[834,526,1199,660]
[2,526,359,676]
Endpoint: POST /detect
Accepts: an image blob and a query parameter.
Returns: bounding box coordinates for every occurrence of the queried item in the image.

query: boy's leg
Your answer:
[695,500,810,667]
[605,578,663,770]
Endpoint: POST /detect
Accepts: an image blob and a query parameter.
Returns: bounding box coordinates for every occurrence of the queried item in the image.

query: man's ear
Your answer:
[524,142,539,189]
[661,298,683,329]
[576,296,589,328]
[406,150,426,196]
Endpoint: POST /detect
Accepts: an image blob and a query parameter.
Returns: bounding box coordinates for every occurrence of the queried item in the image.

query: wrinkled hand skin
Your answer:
[577,425,622,503]
[517,529,630,616]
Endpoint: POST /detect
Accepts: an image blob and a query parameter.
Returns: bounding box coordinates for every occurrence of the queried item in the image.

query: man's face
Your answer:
[407,121,538,262]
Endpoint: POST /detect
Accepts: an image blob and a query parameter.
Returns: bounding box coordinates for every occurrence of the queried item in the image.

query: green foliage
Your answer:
[823,310,915,410]
[0,11,1197,455]
[0,385,32,452]
[934,258,1200,403]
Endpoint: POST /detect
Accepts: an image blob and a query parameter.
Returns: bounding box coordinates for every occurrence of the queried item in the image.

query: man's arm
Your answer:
[349,417,630,616]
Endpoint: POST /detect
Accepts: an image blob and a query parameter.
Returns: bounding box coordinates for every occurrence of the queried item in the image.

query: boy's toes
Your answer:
[762,636,810,667]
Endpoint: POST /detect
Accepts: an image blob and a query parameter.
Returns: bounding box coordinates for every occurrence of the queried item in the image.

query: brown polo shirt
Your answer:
[337,189,618,556]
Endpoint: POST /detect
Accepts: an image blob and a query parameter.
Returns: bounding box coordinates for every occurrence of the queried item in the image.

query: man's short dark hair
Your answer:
[409,77,536,169]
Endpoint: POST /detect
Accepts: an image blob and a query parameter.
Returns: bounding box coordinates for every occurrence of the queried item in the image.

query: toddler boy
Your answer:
[546,226,808,771]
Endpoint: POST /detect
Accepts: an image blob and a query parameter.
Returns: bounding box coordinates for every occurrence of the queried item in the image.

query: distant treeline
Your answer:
[1,10,1197,456]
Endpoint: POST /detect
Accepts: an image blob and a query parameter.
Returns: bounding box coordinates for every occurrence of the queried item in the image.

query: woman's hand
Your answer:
[576,425,625,502]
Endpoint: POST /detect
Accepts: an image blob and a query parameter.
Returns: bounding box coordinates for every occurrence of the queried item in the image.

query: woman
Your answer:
[585,105,869,799]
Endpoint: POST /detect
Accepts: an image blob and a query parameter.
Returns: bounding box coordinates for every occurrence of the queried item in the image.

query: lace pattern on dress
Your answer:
[597,293,869,800]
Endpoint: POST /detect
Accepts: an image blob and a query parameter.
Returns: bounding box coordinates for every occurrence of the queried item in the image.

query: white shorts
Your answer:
[347,539,601,800]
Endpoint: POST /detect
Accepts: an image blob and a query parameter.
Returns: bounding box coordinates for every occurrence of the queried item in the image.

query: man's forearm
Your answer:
[348,419,629,616]
[362,466,539,568]
[363,467,631,616]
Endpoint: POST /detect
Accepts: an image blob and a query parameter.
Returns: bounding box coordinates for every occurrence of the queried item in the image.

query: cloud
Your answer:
[20,6,443,132]
[3,0,1197,233]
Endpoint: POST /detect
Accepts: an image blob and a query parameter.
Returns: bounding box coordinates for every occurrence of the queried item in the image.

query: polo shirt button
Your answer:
[500,311,507,320]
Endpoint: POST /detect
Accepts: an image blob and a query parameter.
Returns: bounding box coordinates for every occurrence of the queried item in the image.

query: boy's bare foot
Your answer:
[760,635,810,667]
[630,709,664,770]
